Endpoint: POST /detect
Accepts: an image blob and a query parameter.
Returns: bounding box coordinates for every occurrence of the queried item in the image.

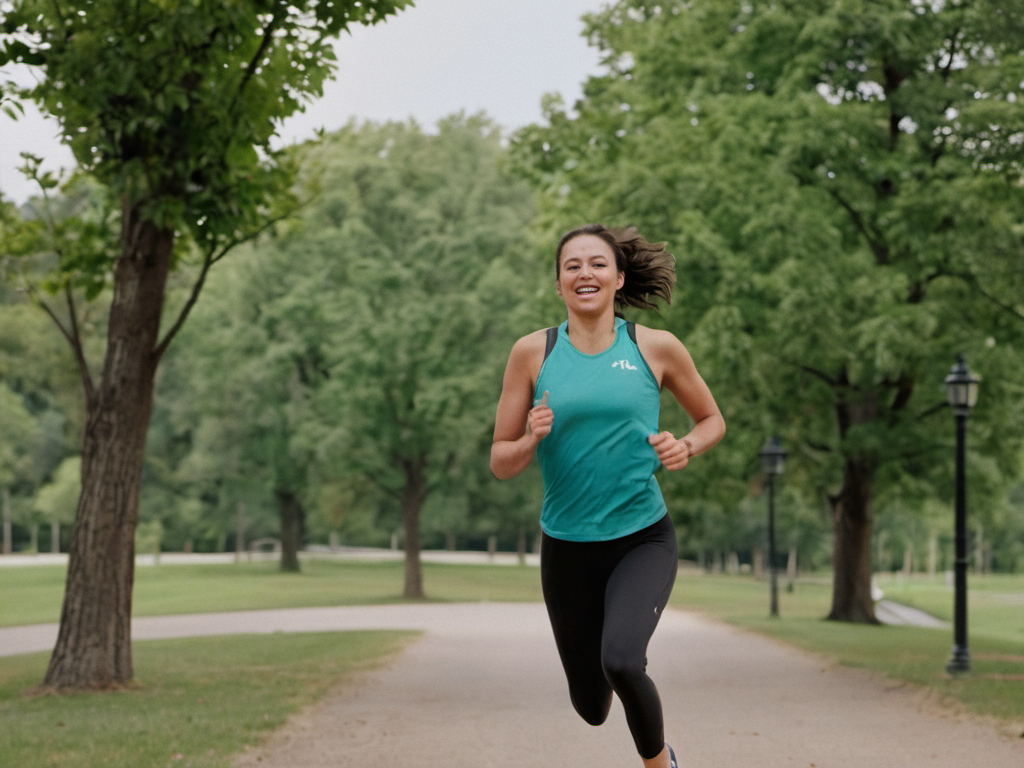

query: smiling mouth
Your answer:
[576,287,599,294]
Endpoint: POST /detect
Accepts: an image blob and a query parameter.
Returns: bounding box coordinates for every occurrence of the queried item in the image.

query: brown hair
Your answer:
[555,223,676,311]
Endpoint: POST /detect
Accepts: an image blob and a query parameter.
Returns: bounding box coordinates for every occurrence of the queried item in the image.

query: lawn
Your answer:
[1,558,1022,766]
[0,630,416,768]
[0,557,546,627]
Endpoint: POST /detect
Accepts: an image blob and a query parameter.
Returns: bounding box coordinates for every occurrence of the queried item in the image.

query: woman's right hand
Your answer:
[528,391,553,442]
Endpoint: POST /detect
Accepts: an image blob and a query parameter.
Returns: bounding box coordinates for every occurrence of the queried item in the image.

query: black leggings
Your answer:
[540,514,678,760]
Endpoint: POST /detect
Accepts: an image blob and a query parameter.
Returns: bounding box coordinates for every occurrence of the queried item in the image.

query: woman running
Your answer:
[491,223,725,768]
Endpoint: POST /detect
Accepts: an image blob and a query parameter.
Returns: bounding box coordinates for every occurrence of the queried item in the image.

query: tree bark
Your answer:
[277,490,305,573]
[401,457,427,599]
[827,454,880,624]
[43,205,174,690]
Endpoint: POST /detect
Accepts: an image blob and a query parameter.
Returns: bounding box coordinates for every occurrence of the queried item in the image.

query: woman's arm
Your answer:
[490,332,551,479]
[638,326,726,471]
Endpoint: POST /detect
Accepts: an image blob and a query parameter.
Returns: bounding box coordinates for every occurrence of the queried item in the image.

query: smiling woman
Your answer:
[553,223,676,314]
[490,223,726,768]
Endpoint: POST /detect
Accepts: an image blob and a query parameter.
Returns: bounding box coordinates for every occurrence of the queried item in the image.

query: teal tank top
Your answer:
[534,317,667,541]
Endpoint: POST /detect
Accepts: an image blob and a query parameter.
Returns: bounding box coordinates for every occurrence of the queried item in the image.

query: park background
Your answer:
[0,0,1023,715]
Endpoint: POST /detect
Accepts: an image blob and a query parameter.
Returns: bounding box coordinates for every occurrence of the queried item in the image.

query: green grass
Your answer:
[670,572,1024,724]
[2,559,1022,764]
[874,571,1024,644]
[0,558,546,627]
[0,630,416,768]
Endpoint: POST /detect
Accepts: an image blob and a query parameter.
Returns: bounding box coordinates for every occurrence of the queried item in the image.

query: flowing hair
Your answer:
[554,223,676,311]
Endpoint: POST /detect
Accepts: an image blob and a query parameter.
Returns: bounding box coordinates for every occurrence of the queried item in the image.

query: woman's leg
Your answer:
[540,533,615,726]
[601,515,678,760]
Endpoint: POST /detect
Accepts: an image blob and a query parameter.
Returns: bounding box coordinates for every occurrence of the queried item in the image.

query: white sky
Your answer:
[0,0,608,204]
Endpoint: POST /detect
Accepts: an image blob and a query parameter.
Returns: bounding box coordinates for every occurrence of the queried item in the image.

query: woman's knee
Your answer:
[601,646,646,690]
[569,686,612,726]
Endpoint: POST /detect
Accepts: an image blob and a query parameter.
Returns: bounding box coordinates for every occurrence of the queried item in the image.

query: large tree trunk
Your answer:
[401,457,427,600]
[43,206,173,691]
[277,489,305,573]
[827,454,880,624]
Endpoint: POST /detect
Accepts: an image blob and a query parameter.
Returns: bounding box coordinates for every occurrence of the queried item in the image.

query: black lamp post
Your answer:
[760,436,786,618]
[944,354,979,675]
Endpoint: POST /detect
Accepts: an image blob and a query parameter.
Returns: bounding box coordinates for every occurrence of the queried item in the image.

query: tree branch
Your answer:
[887,373,914,421]
[30,284,95,404]
[63,283,95,404]
[968,280,1024,324]
[939,24,963,83]
[154,208,296,361]
[231,1,286,115]
[916,400,949,422]
[783,358,839,388]
[153,248,214,364]
[823,187,890,265]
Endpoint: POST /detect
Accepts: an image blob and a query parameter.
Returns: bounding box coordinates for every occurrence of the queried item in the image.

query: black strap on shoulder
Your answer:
[626,321,637,345]
[544,326,558,361]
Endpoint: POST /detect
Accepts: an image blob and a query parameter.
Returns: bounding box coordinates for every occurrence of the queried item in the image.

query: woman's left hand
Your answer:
[648,431,692,471]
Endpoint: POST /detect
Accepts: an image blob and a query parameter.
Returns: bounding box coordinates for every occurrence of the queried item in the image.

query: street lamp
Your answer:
[944,354,979,675]
[760,436,786,618]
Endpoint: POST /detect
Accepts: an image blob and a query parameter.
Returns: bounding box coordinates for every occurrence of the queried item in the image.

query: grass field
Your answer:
[1,558,1022,767]
[0,558,546,627]
[0,630,416,768]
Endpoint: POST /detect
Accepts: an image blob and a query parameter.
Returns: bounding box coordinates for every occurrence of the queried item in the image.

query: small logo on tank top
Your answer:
[612,359,638,371]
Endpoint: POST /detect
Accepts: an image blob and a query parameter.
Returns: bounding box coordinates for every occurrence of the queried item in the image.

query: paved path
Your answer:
[3,603,1021,767]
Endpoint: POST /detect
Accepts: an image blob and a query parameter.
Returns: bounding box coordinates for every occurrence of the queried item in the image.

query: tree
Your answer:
[0,382,41,551]
[163,116,538,595]
[295,116,538,598]
[511,0,1024,621]
[165,236,330,572]
[32,455,79,552]
[0,0,410,690]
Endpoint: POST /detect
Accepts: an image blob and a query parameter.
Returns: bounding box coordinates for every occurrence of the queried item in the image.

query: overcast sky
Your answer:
[0,0,607,204]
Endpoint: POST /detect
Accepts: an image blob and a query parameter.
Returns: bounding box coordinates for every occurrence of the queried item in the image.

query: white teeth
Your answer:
[577,287,598,294]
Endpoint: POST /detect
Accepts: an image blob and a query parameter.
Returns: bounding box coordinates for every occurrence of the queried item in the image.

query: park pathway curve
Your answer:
[204,602,1024,768]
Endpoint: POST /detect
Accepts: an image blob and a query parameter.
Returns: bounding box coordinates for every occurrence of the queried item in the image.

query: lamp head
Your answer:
[944,354,980,416]
[760,436,786,476]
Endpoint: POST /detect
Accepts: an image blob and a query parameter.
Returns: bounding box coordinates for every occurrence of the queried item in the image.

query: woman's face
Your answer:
[556,234,624,313]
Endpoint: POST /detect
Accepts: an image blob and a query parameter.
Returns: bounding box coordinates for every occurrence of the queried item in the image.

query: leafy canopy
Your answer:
[1,0,412,254]
[511,0,1024,518]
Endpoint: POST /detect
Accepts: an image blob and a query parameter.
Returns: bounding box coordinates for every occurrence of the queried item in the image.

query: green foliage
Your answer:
[510,0,1024,568]
[2,0,412,251]
[31,455,79,524]
[9,164,119,300]
[0,0,414,563]
[0,288,78,538]
[0,382,40,487]
[301,116,537,527]
[158,115,539,553]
